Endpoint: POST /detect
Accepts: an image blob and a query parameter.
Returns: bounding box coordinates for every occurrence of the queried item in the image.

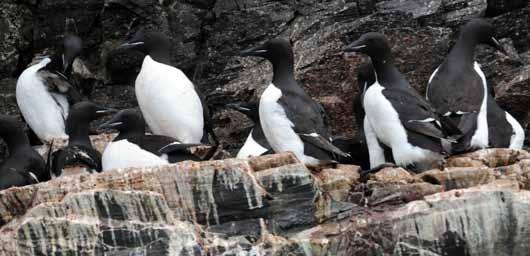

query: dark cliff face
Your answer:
[0,0,529,152]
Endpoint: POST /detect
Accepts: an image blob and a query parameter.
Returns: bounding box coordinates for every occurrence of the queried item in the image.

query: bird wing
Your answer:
[51,145,102,176]
[382,87,447,140]
[426,64,484,138]
[39,70,83,104]
[278,90,349,158]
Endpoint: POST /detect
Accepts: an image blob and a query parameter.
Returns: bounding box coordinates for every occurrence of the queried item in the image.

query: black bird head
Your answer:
[240,38,295,83]
[240,38,293,65]
[68,101,117,124]
[0,115,24,139]
[344,32,392,62]
[61,34,83,73]
[117,30,171,56]
[460,19,507,55]
[226,102,259,123]
[97,109,145,135]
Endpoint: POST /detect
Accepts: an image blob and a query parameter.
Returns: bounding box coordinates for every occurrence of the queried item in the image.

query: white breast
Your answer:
[236,130,269,158]
[16,58,68,142]
[101,140,168,171]
[259,83,319,165]
[469,62,489,149]
[504,112,525,149]
[363,81,441,166]
[135,56,204,143]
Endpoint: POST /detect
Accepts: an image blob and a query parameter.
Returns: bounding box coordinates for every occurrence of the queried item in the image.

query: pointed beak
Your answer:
[490,37,508,55]
[344,39,367,52]
[95,107,118,117]
[226,102,251,112]
[240,45,267,57]
[61,53,75,73]
[97,115,122,132]
[117,41,145,51]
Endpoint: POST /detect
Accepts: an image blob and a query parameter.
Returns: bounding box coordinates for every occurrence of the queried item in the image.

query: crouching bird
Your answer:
[50,101,115,177]
[0,115,49,190]
[98,109,202,171]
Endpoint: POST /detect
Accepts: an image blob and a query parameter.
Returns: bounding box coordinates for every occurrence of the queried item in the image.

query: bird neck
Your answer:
[148,49,171,66]
[66,122,91,147]
[4,132,31,154]
[271,55,296,86]
[371,58,403,86]
[448,35,477,64]
[115,128,145,141]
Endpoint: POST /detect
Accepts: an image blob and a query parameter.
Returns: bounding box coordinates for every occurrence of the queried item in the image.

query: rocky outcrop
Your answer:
[0,146,529,255]
[0,0,528,153]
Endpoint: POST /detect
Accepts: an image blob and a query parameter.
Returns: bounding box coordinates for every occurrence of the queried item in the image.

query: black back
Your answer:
[51,102,110,176]
[240,38,349,161]
[227,102,271,151]
[486,95,514,148]
[346,32,446,154]
[426,19,506,153]
[104,109,200,163]
[0,116,47,190]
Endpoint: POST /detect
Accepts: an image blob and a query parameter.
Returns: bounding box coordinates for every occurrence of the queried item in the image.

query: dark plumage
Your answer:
[0,115,48,190]
[240,38,349,165]
[50,102,115,177]
[344,32,447,169]
[426,18,523,152]
[98,109,201,166]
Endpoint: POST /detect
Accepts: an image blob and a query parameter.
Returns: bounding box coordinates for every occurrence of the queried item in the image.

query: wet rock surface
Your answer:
[1,143,530,255]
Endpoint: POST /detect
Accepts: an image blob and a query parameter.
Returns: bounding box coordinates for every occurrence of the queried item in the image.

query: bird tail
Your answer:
[45,139,55,179]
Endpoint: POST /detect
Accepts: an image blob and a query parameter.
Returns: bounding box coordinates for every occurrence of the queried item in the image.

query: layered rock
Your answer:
[0,147,529,255]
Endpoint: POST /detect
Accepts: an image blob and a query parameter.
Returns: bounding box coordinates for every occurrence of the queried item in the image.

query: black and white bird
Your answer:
[0,115,49,190]
[16,34,83,142]
[117,31,217,145]
[344,33,447,170]
[50,101,115,177]
[240,38,349,165]
[98,109,201,171]
[426,19,524,152]
[226,102,272,158]
[334,62,393,170]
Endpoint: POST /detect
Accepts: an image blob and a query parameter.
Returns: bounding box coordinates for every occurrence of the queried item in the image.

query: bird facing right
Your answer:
[426,18,524,153]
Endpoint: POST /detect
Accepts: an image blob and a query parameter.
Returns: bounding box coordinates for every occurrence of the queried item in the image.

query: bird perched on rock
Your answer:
[240,38,349,166]
[427,19,524,152]
[16,34,83,143]
[98,109,201,171]
[226,102,272,158]
[333,62,393,170]
[344,32,448,171]
[0,115,49,190]
[50,101,115,177]
[116,31,217,145]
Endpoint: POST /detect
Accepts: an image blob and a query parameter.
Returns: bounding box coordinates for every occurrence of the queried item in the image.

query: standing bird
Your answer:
[98,109,201,171]
[240,38,349,165]
[0,115,48,190]
[16,34,83,143]
[116,31,216,145]
[344,33,447,170]
[426,19,524,152]
[334,62,393,170]
[50,101,115,177]
[226,102,272,158]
